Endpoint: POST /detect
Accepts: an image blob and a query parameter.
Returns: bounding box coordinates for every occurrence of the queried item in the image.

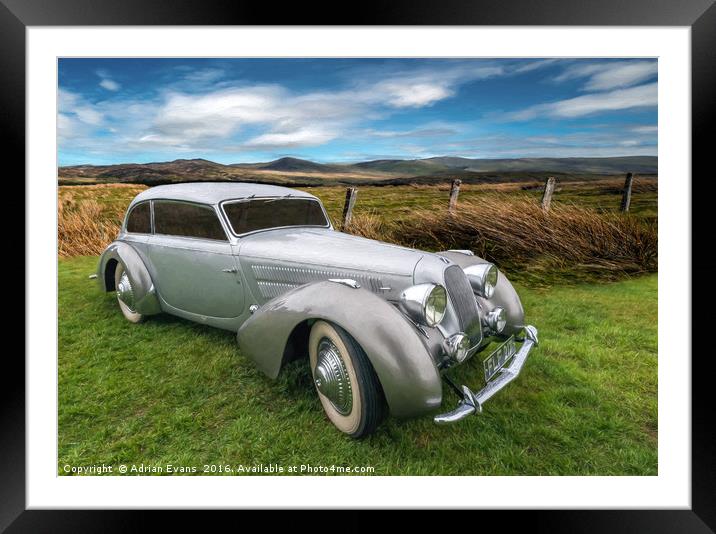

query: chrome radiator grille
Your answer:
[444,265,482,340]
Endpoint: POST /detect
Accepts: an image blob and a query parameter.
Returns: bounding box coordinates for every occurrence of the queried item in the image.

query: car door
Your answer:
[148,200,244,319]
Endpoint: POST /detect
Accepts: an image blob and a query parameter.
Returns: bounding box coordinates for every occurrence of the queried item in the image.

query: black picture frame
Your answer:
[5,0,713,531]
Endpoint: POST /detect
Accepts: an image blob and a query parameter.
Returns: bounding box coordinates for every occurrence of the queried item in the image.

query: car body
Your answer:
[96,182,538,437]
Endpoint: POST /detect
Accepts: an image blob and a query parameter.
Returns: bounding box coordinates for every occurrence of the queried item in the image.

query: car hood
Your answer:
[237,227,426,302]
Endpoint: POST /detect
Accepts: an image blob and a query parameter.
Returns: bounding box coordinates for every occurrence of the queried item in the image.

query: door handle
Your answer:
[222,267,238,273]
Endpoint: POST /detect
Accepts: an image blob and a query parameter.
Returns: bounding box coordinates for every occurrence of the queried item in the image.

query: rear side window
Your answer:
[223,198,328,235]
[126,202,151,234]
[153,201,227,241]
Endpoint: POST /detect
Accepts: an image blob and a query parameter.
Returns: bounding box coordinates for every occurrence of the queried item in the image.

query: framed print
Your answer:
[5,0,714,530]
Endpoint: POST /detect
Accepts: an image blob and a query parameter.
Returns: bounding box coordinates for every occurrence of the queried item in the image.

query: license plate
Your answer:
[483,336,517,382]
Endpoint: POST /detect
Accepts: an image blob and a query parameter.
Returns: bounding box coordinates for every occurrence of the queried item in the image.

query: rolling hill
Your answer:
[232,156,345,173]
[59,155,657,186]
[424,156,657,175]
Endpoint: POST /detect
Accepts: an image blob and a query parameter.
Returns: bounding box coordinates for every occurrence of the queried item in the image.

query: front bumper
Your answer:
[434,325,538,424]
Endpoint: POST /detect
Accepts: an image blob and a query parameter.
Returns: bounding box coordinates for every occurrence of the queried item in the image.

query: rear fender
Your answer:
[237,281,443,418]
[97,241,161,315]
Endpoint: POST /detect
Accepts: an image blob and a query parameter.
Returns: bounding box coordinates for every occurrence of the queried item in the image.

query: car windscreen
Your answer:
[223,198,328,235]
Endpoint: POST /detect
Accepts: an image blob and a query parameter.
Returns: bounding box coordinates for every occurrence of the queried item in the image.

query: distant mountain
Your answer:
[63,158,232,181]
[59,155,657,186]
[424,156,658,175]
[350,158,444,175]
[234,157,341,173]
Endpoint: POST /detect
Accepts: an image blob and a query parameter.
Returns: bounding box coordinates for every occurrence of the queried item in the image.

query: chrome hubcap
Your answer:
[116,271,136,311]
[314,338,352,415]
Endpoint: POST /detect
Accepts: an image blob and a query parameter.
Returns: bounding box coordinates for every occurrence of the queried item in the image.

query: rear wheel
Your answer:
[114,263,145,323]
[308,321,386,438]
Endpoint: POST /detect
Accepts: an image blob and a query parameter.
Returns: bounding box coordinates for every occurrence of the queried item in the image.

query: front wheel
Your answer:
[308,321,386,438]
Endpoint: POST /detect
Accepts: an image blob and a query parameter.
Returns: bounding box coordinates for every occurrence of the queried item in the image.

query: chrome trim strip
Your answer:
[328,278,361,289]
[446,249,474,256]
[433,325,538,424]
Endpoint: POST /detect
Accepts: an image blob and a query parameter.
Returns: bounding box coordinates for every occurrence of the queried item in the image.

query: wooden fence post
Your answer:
[541,176,556,211]
[448,179,461,213]
[341,187,358,229]
[620,172,634,212]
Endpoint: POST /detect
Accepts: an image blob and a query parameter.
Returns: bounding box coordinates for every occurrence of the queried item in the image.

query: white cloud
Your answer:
[583,62,657,91]
[74,106,104,125]
[379,82,453,108]
[58,89,159,153]
[182,68,225,84]
[57,112,75,141]
[96,70,121,91]
[554,63,606,83]
[505,83,657,121]
[99,78,120,91]
[513,59,560,73]
[436,128,656,159]
[361,123,461,139]
[57,88,104,145]
[136,70,482,150]
[139,85,367,150]
[554,61,657,91]
[152,86,284,139]
[471,145,657,157]
[364,64,504,109]
[631,125,658,134]
[246,127,335,148]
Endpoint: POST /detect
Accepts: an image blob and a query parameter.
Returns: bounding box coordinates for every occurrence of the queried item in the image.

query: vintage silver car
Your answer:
[95,183,538,437]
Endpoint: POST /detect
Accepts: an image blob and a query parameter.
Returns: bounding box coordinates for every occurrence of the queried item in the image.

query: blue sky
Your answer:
[58,58,657,166]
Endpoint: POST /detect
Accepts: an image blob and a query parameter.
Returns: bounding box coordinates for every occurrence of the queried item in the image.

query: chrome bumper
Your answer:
[434,325,538,425]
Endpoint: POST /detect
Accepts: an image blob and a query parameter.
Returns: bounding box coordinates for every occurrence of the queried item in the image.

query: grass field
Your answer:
[58,180,658,475]
[59,255,657,476]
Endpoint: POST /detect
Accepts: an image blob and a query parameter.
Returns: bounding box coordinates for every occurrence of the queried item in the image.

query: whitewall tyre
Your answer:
[309,320,386,438]
[114,263,145,324]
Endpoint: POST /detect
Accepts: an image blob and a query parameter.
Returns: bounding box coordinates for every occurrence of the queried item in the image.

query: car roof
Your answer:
[130,182,318,206]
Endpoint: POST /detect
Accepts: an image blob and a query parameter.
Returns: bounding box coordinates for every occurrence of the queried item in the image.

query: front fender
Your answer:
[237,281,443,418]
[440,251,525,336]
[97,241,161,316]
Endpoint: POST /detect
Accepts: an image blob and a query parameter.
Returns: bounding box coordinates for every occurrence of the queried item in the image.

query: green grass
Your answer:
[59,256,657,476]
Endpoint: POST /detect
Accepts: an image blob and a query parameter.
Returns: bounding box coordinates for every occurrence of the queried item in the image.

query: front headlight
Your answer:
[485,307,507,334]
[463,263,499,299]
[399,283,447,327]
[443,332,471,363]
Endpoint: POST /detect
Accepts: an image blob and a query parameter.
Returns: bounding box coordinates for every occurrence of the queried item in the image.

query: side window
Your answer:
[126,202,151,234]
[153,201,227,241]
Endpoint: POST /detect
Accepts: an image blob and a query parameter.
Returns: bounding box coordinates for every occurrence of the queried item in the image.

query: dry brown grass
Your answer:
[367,195,658,283]
[343,211,390,241]
[58,183,657,284]
[58,196,122,258]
